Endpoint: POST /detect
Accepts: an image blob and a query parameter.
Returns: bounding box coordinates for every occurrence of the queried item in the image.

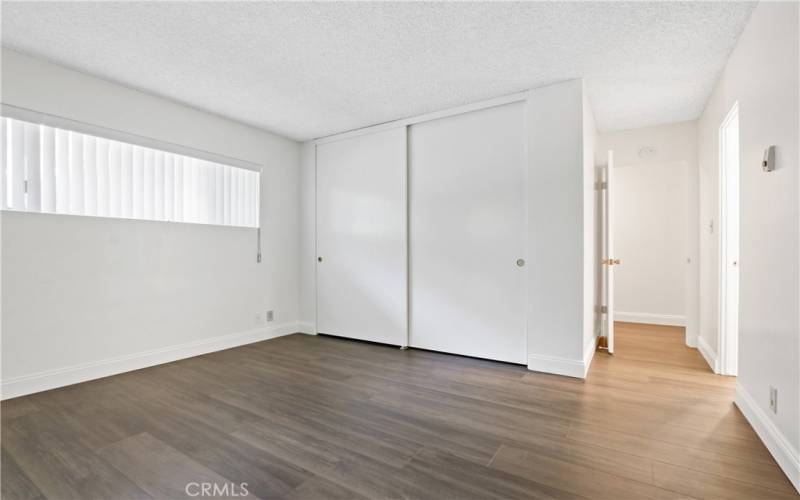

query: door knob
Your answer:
[318,256,323,262]
[516,259,526,267]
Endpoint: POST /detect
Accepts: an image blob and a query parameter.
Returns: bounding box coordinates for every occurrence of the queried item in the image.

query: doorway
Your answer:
[718,101,740,376]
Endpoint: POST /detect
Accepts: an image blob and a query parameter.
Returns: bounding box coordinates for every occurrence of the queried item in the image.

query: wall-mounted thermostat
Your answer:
[762,145,776,172]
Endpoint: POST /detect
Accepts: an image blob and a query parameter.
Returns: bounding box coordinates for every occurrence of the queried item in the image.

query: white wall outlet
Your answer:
[266,310,274,322]
[769,386,778,413]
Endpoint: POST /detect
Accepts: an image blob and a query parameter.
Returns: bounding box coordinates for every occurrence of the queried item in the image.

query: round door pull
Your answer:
[317,256,323,262]
[516,259,526,267]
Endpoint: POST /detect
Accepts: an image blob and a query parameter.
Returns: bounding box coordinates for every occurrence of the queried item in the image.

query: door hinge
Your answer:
[595,181,607,190]
[23,180,28,194]
[600,305,608,314]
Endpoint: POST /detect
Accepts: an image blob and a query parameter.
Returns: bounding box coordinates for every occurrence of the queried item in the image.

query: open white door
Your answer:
[602,150,616,354]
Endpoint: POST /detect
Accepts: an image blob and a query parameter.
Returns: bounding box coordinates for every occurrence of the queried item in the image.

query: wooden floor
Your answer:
[2,322,797,499]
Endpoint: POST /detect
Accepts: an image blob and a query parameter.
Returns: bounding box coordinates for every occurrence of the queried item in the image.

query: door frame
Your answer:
[600,150,615,354]
[717,101,739,376]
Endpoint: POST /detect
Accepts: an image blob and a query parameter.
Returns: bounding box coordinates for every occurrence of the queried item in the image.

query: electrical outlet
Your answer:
[266,310,274,322]
[254,313,263,325]
[769,386,778,414]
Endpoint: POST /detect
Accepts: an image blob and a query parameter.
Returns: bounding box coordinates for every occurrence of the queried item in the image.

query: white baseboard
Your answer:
[735,383,800,493]
[696,335,719,373]
[1,321,300,400]
[685,335,698,348]
[614,311,686,326]
[583,335,597,376]
[528,339,595,379]
[297,321,317,335]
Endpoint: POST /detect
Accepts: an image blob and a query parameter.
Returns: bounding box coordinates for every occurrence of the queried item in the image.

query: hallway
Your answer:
[582,322,795,497]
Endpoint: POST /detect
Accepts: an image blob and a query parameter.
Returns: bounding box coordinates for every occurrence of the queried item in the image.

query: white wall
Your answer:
[597,122,698,341]
[1,49,302,398]
[527,79,596,377]
[696,2,799,490]
[582,83,599,362]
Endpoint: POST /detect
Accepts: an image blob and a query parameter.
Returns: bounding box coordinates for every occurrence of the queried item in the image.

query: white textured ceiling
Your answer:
[1,1,755,141]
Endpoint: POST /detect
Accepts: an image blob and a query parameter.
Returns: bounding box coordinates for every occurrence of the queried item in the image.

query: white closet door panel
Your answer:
[316,127,407,346]
[409,102,527,364]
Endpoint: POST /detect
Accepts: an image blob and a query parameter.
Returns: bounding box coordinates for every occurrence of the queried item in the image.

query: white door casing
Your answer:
[718,102,739,376]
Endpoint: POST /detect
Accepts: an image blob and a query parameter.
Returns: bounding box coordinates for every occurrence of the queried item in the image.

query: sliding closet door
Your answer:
[316,128,407,346]
[409,102,527,363]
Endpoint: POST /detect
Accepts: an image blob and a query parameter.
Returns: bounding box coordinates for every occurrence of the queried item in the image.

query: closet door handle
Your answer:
[516,259,526,267]
[318,256,323,262]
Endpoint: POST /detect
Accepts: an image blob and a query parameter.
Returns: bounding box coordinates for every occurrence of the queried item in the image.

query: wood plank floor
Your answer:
[2,322,797,499]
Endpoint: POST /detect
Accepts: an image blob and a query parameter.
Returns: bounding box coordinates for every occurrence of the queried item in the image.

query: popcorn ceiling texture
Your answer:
[1,1,755,141]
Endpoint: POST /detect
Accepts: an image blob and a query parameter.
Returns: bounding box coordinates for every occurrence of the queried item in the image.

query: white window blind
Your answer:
[0,117,260,228]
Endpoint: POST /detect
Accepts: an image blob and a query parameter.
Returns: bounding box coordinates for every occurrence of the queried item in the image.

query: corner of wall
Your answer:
[299,141,317,331]
[697,334,719,373]
[735,382,800,493]
[526,79,590,368]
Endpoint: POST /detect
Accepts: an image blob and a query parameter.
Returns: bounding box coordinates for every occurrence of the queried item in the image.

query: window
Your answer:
[0,117,260,228]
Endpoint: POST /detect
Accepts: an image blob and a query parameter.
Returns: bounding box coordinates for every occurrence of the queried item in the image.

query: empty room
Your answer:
[1,1,798,499]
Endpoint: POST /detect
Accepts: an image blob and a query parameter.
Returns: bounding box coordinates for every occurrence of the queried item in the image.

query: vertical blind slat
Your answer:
[40,126,56,212]
[207,162,216,224]
[24,123,42,212]
[132,146,143,218]
[244,170,253,227]
[174,156,183,221]
[143,149,154,219]
[84,135,98,216]
[68,131,84,215]
[108,140,121,217]
[1,117,260,228]
[154,151,165,220]
[164,154,174,221]
[96,138,109,217]
[55,128,70,213]
[231,167,240,226]
[121,143,133,218]
[184,158,193,222]
[239,167,246,226]
[0,118,7,209]
[199,161,210,224]
[9,119,25,209]
[223,167,231,225]
[254,171,261,227]
[214,164,223,225]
